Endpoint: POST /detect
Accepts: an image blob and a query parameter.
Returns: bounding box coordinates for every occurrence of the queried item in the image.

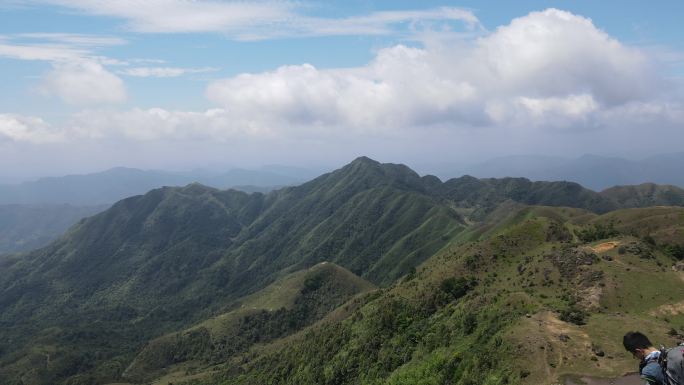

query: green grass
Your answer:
[169,204,684,385]
[122,263,375,383]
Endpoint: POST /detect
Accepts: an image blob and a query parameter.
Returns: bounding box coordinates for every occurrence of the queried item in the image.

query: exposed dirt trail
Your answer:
[591,242,620,253]
[564,373,641,385]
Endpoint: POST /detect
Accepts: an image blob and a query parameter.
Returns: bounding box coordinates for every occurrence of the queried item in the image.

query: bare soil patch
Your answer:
[564,373,641,385]
[591,242,620,253]
[650,299,684,316]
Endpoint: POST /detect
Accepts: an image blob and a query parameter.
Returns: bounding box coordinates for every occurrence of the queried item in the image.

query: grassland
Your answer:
[170,205,684,385]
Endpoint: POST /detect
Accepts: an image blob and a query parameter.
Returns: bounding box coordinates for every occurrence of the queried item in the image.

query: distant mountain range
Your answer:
[0,166,313,205]
[424,152,684,191]
[4,152,682,206]
[0,166,316,253]
[0,204,108,254]
[4,157,684,255]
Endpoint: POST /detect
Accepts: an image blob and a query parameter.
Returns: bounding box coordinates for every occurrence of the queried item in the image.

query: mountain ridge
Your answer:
[0,167,304,205]
[191,205,684,385]
[429,152,684,190]
[0,157,465,384]
[2,156,684,384]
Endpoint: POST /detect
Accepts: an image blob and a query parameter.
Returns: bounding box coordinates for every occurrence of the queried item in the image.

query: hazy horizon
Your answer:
[0,151,680,181]
[3,151,684,194]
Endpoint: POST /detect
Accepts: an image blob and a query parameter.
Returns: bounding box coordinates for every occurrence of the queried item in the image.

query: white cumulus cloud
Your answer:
[0,33,131,106]
[0,114,64,143]
[5,8,683,157]
[42,60,127,105]
[205,9,662,133]
[207,45,482,133]
[472,9,657,105]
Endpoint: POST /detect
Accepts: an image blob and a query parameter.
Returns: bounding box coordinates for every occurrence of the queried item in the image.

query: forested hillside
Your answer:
[1,157,684,385]
[187,206,684,385]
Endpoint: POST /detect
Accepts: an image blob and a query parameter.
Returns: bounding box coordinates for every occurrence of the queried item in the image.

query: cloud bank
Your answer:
[0,33,128,105]
[2,8,682,170]
[201,9,669,135]
[0,114,63,143]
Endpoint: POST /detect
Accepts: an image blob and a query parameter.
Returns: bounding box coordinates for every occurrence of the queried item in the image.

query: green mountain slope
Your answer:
[3,157,684,385]
[0,157,465,385]
[437,175,619,218]
[227,157,464,285]
[0,185,265,385]
[185,205,684,385]
[600,183,684,208]
[123,262,374,384]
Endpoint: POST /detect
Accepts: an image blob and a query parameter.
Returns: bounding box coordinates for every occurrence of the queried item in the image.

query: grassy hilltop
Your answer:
[1,157,684,385]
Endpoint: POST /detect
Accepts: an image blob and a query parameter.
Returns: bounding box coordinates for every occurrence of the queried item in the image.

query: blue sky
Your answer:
[1,1,683,177]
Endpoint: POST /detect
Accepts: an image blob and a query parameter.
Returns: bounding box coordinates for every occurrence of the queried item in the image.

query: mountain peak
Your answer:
[328,156,425,193]
[349,156,381,167]
[179,182,217,194]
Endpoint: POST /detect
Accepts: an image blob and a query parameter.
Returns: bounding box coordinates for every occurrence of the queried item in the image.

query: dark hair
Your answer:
[623,331,653,353]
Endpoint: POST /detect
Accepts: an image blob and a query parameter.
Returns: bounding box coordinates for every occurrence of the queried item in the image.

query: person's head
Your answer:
[623,331,654,360]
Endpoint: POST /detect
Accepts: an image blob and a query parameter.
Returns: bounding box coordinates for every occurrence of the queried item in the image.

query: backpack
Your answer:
[659,344,684,385]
